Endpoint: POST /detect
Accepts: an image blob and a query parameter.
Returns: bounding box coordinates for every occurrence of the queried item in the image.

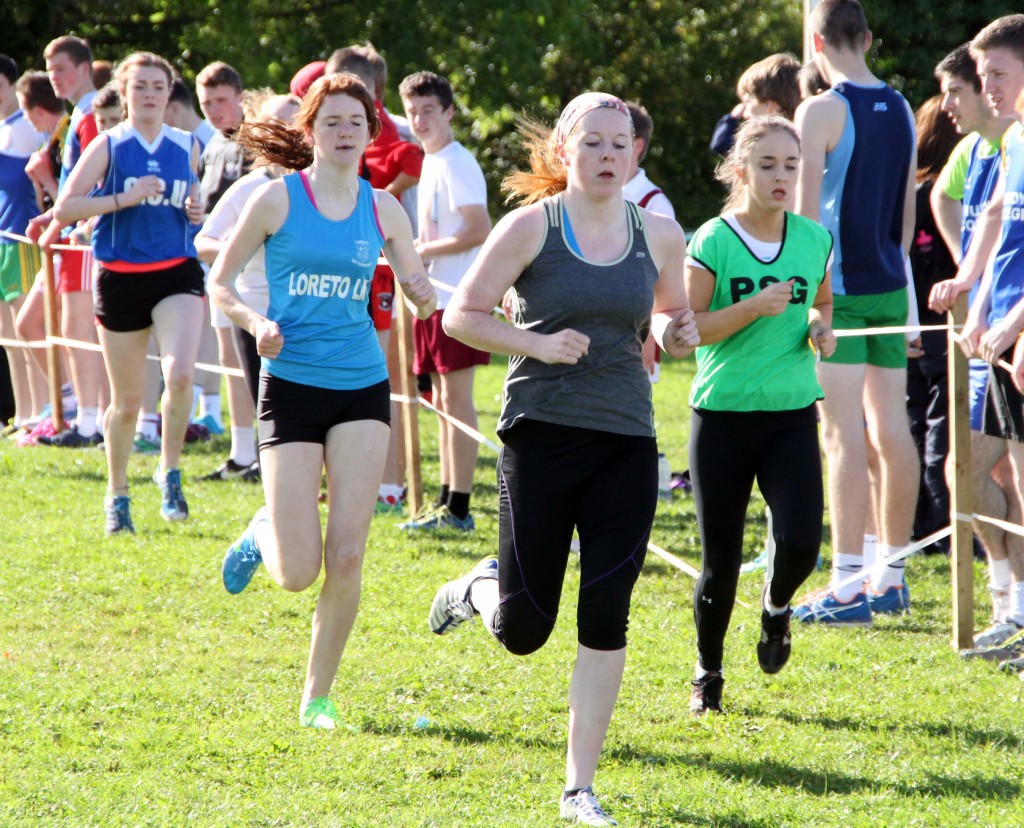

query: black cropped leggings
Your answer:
[492,419,658,654]
[689,405,823,672]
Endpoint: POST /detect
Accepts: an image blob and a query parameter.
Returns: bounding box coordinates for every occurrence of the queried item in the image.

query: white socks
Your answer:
[230,427,256,467]
[870,545,906,592]
[831,553,864,602]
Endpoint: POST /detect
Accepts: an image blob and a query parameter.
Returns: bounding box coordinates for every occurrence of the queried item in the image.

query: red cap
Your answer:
[290,61,326,99]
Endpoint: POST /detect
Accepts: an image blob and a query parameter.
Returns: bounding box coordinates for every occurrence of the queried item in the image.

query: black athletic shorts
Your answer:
[982,350,1024,443]
[94,258,205,332]
[257,373,391,449]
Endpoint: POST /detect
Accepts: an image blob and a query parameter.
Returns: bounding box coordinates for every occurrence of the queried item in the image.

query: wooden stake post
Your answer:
[393,293,423,517]
[41,251,64,432]
[947,293,973,649]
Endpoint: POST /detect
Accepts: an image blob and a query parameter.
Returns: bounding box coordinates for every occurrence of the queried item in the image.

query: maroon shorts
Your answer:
[370,264,394,332]
[413,310,490,375]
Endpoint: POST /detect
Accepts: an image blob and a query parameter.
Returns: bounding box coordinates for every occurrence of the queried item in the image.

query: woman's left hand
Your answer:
[399,270,437,320]
[809,320,836,359]
[185,183,203,225]
[667,309,700,352]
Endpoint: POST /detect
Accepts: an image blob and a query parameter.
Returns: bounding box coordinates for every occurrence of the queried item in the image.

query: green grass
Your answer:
[1,355,1023,827]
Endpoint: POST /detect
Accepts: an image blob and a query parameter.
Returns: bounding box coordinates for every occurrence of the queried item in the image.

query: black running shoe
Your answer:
[198,458,250,482]
[689,671,724,716]
[38,425,101,448]
[757,585,793,674]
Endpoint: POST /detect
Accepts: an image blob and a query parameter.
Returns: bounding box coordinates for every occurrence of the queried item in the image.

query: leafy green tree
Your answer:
[1,0,1020,224]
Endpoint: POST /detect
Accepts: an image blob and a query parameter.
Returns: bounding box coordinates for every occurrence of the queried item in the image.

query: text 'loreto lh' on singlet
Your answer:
[263,174,388,391]
[819,81,913,296]
[687,212,833,412]
[499,194,659,438]
[92,123,198,265]
[988,122,1024,328]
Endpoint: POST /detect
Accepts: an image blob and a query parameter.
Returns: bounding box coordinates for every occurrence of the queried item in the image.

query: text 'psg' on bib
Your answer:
[91,123,198,263]
[262,174,389,391]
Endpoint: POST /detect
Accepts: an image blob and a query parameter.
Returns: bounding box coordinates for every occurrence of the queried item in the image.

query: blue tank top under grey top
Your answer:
[498,194,659,438]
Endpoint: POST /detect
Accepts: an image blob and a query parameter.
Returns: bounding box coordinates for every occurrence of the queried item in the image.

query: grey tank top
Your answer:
[498,193,659,438]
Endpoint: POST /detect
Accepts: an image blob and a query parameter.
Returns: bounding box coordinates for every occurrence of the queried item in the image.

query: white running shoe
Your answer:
[428,557,498,635]
[560,788,618,826]
[972,620,1023,649]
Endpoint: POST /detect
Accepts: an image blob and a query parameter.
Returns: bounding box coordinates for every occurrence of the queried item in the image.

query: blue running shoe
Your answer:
[793,589,872,626]
[191,413,224,436]
[867,582,911,615]
[222,506,268,594]
[428,557,498,634]
[156,468,189,522]
[401,504,474,532]
[104,495,135,535]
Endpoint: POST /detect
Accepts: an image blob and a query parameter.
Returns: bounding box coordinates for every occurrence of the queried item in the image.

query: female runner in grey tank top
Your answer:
[425,92,699,827]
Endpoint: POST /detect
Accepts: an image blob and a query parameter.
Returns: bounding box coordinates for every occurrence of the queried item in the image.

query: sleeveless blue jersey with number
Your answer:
[91,123,198,263]
[819,82,914,296]
[0,110,41,237]
[988,123,1024,326]
[263,174,388,391]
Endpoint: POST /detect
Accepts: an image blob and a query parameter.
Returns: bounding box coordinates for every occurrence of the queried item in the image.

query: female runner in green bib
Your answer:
[684,116,835,714]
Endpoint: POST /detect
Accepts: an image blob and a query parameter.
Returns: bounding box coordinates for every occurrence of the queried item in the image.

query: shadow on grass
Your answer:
[607,743,1023,801]
[759,707,1024,752]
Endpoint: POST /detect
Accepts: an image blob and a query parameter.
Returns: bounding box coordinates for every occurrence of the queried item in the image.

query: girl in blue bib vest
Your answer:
[685,116,836,714]
[209,73,435,730]
[53,52,204,536]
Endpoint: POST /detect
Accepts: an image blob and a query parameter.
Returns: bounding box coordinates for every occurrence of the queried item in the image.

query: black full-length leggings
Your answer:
[689,405,823,673]
[493,419,658,654]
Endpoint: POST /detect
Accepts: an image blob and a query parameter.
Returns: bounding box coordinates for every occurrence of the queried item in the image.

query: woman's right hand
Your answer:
[124,175,165,207]
[532,329,590,365]
[752,280,794,317]
[253,317,284,358]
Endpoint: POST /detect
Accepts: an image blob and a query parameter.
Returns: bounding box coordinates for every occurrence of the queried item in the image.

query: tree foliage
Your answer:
[2,0,1020,224]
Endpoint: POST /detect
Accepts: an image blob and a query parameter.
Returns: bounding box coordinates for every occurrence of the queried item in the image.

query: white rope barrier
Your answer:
[827,527,953,594]
[972,512,1024,540]
[390,393,502,453]
[833,323,959,337]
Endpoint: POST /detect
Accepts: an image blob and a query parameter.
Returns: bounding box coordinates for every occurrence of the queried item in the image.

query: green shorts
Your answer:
[825,289,908,368]
[0,242,41,302]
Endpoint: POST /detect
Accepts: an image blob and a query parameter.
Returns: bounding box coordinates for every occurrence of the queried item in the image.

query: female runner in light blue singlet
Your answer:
[209,73,435,730]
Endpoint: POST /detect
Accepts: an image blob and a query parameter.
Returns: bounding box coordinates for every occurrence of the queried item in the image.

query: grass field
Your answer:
[1,355,1023,827]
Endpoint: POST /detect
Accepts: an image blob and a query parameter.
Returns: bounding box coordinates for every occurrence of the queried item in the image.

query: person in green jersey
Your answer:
[684,116,835,715]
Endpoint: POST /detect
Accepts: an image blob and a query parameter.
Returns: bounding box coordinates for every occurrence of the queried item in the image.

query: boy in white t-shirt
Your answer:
[399,71,491,531]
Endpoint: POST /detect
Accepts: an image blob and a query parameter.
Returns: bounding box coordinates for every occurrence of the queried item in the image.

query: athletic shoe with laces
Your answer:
[689,671,724,716]
[240,461,261,483]
[375,494,404,514]
[757,585,792,674]
[16,416,65,447]
[400,504,475,532]
[999,655,1024,674]
[960,629,1024,663]
[104,494,135,535]
[972,619,1023,649]
[740,548,770,574]
[793,588,872,626]
[428,557,498,634]
[560,787,618,826]
[300,696,339,729]
[198,458,250,482]
[191,412,224,436]
[1,420,20,439]
[133,433,161,455]
[155,468,188,522]
[38,424,101,448]
[222,506,268,594]
[867,581,911,615]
